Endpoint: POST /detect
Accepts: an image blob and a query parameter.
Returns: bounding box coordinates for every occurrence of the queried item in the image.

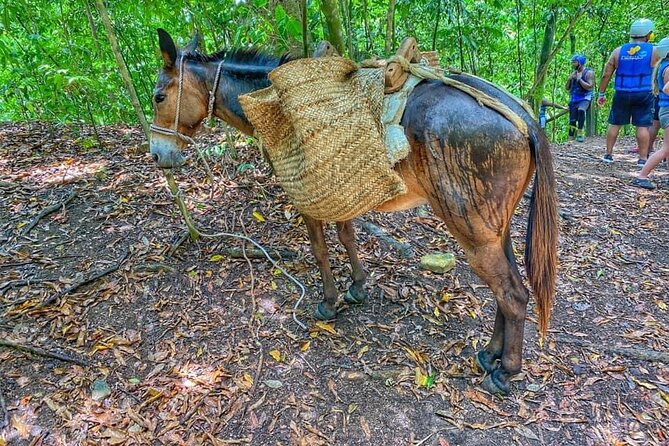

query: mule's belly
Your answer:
[373,158,428,212]
[374,193,428,212]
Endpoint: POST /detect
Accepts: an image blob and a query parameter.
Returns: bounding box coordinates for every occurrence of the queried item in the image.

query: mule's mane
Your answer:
[184,49,293,76]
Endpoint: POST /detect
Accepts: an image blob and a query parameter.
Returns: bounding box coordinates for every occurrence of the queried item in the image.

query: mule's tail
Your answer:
[524,127,558,339]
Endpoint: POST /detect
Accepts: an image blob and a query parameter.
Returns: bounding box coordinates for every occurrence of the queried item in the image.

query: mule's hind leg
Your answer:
[336,221,368,304]
[475,229,517,374]
[303,215,338,320]
[464,242,529,395]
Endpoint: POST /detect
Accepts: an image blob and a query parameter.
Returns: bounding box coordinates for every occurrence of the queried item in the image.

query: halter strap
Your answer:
[150,56,225,146]
[207,60,225,123]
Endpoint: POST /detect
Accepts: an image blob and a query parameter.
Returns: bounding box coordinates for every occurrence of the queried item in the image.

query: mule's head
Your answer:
[150,29,207,169]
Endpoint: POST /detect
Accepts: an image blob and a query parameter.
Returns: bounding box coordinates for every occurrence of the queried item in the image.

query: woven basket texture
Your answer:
[240,57,406,221]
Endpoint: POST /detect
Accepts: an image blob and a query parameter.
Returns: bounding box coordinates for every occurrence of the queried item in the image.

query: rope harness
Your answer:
[149,55,225,146]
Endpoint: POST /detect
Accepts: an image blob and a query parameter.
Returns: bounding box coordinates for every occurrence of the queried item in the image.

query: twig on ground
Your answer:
[5,247,129,323]
[179,390,212,426]
[21,190,77,236]
[244,353,264,416]
[558,335,669,364]
[168,230,191,256]
[357,219,414,259]
[0,383,8,430]
[0,261,34,269]
[238,214,256,328]
[0,338,88,366]
[0,278,54,294]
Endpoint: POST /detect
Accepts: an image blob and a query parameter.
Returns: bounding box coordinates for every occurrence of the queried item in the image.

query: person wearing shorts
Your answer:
[597,18,659,165]
[565,54,594,142]
[633,37,669,189]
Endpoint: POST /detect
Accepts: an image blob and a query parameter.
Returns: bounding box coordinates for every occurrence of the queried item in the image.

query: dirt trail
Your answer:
[1,123,667,446]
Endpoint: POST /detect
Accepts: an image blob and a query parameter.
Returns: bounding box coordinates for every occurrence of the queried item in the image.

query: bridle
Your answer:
[149,54,225,146]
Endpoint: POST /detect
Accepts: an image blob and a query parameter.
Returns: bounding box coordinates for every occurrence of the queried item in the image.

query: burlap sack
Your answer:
[239,57,406,221]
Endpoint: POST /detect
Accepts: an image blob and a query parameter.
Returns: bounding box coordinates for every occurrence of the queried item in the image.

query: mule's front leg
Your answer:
[336,220,368,304]
[303,215,338,320]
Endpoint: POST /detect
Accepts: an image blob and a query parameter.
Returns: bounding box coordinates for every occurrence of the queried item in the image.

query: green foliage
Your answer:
[0,0,667,141]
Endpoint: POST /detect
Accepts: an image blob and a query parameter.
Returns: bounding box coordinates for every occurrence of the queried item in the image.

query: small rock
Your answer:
[420,253,456,274]
[91,379,111,401]
[572,364,587,375]
[526,383,541,392]
[572,301,591,311]
[264,379,283,389]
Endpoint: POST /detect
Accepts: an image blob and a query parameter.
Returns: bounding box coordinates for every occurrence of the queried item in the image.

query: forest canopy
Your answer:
[0,0,666,137]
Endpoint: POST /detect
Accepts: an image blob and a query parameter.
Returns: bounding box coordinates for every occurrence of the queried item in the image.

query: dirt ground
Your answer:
[0,122,668,446]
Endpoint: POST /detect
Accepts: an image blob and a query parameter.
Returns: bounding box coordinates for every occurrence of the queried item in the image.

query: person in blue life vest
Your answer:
[597,18,660,165]
[632,37,669,189]
[565,54,594,142]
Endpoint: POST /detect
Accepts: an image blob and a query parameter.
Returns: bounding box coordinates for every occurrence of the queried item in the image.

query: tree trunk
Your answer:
[318,0,346,56]
[515,0,524,92]
[384,0,396,54]
[525,0,593,107]
[362,0,372,53]
[432,0,442,51]
[94,0,149,139]
[529,6,557,109]
[569,32,576,56]
[83,0,101,54]
[301,0,309,57]
[455,0,465,68]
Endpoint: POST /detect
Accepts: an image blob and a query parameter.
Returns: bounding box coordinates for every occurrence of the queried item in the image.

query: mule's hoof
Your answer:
[475,350,499,375]
[344,287,368,304]
[313,302,337,320]
[482,370,510,396]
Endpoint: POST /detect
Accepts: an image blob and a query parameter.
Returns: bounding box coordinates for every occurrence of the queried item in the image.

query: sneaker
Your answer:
[602,153,614,163]
[631,177,656,190]
[576,135,584,142]
[637,159,647,167]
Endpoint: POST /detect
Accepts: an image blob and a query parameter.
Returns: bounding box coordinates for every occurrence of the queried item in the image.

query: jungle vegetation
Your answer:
[0,0,666,139]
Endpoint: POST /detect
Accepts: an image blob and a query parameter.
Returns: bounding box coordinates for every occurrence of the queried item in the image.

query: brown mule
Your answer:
[149,29,558,395]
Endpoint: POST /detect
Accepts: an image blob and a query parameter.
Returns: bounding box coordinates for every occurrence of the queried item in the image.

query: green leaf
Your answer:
[274,4,286,23]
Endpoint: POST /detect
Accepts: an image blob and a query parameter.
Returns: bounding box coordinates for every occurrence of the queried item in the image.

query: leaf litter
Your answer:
[0,123,668,445]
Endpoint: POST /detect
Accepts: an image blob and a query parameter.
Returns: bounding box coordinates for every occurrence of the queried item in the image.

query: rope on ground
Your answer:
[198,229,307,331]
[161,168,308,330]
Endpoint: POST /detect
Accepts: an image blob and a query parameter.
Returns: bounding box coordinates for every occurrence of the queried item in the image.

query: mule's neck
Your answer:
[200,61,272,136]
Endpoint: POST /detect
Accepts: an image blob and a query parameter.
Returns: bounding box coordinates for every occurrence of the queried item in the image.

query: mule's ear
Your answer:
[183,33,201,55]
[157,28,178,68]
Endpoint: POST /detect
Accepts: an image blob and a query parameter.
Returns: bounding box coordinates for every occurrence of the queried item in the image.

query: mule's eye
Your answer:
[155,93,166,103]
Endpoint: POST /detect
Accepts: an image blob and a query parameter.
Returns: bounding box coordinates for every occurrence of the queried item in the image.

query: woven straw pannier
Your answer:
[239,57,406,221]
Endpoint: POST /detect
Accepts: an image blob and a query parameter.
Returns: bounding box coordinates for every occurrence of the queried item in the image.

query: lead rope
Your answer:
[173,54,186,133]
[154,57,308,331]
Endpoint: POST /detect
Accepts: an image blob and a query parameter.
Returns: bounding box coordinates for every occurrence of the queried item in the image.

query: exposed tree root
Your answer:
[558,335,669,364]
[22,190,77,236]
[357,219,414,258]
[0,338,88,366]
[5,246,129,323]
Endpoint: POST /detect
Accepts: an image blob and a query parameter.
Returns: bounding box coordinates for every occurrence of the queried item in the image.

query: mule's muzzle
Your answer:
[150,139,186,169]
